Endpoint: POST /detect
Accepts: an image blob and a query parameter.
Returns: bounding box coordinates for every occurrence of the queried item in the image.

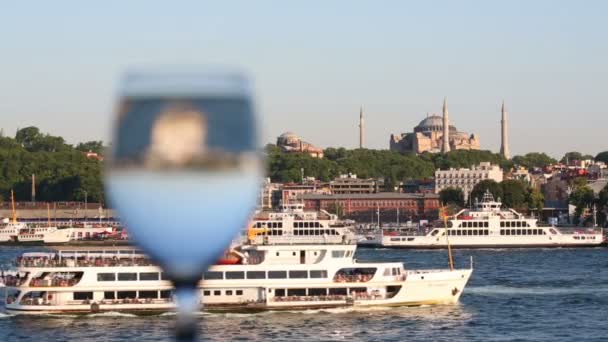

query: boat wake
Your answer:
[85,311,138,318]
[467,285,608,296]
[0,312,14,319]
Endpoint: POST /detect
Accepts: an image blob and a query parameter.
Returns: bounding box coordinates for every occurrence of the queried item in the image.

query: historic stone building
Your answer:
[390,99,480,154]
[276,132,324,158]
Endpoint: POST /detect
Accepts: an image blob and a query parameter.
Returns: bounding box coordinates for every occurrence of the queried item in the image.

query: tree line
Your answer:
[0,127,105,203]
[1,126,605,206]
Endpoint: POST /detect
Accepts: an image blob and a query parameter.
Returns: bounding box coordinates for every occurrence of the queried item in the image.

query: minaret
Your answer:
[441,97,450,153]
[500,100,510,159]
[359,105,365,149]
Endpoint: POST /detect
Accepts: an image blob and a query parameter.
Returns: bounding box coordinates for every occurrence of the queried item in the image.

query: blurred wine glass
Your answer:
[105,69,262,340]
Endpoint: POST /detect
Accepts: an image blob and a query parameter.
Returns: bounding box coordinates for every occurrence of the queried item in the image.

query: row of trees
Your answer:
[439,179,544,212]
[266,145,513,187]
[568,178,608,226]
[0,127,105,203]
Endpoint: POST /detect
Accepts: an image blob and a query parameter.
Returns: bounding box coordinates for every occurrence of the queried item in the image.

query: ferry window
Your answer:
[104,291,115,300]
[226,290,233,296]
[275,289,285,297]
[287,289,306,296]
[516,229,522,235]
[473,222,478,228]
[226,271,245,280]
[203,272,224,280]
[203,291,210,296]
[484,222,489,228]
[505,229,511,236]
[522,229,527,235]
[278,222,283,228]
[473,230,478,236]
[431,230,439,236]
[236,290,243,295]
[484,230,489,235]
[500,229,505,236]
[506,222,510,228]
[160,290,173,299]
[97,273,116,281]
[383,268,391,276]
[308,288,327,296]
[117,291,137,299]
[329,288,347,295]
[527,229,533,235]
[332,251,346,258]
[310,270,328,278]
[214,290,221,296]
[139,272,160,281]
[73,292,93,300]
[246,271,266,279]
[289,270,308,279]
[390,237,400,241]
[268,271,287,279]
[139,291,158,299]
[118,273,137,281]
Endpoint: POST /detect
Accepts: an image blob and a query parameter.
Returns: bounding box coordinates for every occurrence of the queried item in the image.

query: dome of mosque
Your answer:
[414,115,457,133]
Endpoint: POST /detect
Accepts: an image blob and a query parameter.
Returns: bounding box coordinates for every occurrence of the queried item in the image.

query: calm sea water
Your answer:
[1,246,606,341]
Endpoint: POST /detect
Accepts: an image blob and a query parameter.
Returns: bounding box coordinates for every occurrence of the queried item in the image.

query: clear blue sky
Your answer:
[1,1,606,158]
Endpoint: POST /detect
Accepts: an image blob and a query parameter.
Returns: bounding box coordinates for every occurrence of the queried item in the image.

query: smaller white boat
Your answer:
[17,227,74,244]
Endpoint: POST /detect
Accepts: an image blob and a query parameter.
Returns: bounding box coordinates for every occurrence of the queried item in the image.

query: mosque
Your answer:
[389,98,481,154]
[276,132,324,158]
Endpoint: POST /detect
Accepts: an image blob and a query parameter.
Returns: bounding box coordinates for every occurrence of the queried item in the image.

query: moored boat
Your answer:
[361,191,605,249]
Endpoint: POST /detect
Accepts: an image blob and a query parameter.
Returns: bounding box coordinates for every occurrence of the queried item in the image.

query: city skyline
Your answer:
[1,1,607,158]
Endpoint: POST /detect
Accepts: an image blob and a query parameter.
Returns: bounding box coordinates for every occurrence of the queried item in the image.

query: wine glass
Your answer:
[105,69,262,341]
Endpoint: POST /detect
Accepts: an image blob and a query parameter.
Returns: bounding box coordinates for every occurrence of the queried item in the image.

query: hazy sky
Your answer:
[1,1,606,158]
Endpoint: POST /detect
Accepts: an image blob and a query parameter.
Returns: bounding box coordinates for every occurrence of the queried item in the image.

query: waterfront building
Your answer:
[330,174,383,195]
[300,192,440,220]
[280,182,330,205]
[434,162,503,200]
[390,98,480,154]
[276,132,324,158]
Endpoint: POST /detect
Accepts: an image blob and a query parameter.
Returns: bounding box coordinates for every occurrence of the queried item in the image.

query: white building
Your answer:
[435,162,503,200]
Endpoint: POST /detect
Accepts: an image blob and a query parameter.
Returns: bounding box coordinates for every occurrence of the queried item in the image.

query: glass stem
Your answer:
[175,282,200,342]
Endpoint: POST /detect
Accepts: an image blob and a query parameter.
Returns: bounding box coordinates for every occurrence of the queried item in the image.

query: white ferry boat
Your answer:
[17,227,74,244]
[0,219,28,242]
[250,203,353,240]
[3,211,472,314]
[0,192,28,242]
[365,191,605,249]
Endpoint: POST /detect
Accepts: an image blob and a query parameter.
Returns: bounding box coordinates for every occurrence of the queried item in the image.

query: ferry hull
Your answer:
[5,269,472,315]
[366,242,605,249]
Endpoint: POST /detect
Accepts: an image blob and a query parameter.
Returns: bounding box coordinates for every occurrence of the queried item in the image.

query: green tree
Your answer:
[526,187,545,212]
[470,180,503,203]
[595,151,608,164]
[512,152,557,169]
[439,187,465,207]
[15,126,43,151]
[560,151,594,164]
[569,186,595,223]
[76,141,105,154]
[501,179,528,209]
